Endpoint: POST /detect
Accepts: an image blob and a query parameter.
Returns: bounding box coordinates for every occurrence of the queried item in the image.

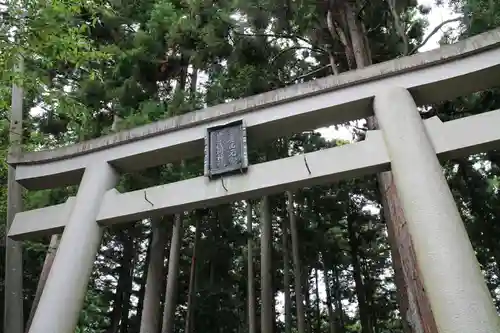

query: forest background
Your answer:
[1,0,500,333]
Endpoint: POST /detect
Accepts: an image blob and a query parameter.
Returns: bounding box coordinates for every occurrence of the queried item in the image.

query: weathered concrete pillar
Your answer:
[28,163,118,333]
[5,58,24,333]
[374,87,500,333]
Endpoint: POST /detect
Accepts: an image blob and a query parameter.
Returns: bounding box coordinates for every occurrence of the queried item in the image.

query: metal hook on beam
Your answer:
[221,176,228,192]
[303,154,311,175]
[144,191,154,206]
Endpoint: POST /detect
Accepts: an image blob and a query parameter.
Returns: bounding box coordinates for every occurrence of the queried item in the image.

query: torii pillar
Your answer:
[374,87,500,333]
[28,163,118,333]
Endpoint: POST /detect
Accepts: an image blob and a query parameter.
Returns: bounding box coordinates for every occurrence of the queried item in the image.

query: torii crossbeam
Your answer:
[8,28,500,333]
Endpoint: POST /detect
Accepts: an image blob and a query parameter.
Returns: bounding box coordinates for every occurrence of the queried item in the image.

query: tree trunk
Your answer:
[175,54,188,97]
[209,213,217,288]
[282,215,292,333]
[287,191,306,333]
[379,193,412,333]
[134,231,151,333]
[120,237,136,333]
[261,196,273,333]
[323,269,336,333]
[315,269,321,333]
[209,258,215,286]
[26,234,60,331]
[387,0,409,55]
[378,173,438,333]
[272,282,277,333]
[346,218,372,333]
[329,5,355,70]
[340,3,437,332]
[332,265,344,331]
[247,201,257,333]
[320,252,336,333]
[344,1,370,68]
[303,268,311,333]
[362,267,377,333]
[140,219,168,333]
[190,66,198,101]
[108,231,135,333]
[184,217,201,333]
[161,214,183,333]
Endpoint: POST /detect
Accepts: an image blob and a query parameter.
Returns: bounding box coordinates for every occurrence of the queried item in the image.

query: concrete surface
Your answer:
[10,28,500,189]
[27,163,118,333]
[8,198,75,239]
[9,107,500,240]
[374,87,500,333]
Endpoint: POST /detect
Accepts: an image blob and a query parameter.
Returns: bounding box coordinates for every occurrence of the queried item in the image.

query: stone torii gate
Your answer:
[7,28,500,333]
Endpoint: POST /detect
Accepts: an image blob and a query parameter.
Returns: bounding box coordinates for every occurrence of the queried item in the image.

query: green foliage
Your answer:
[75,289,111,333]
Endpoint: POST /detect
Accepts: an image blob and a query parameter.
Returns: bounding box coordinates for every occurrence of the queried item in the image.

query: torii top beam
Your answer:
[8,28,500,190]
[8,108,500,240]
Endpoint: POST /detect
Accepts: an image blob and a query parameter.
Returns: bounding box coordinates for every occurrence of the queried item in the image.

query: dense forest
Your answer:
[1,0,500,333]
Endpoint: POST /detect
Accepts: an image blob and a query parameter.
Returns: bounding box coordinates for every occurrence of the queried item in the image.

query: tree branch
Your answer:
[271,46,325,64]
[386,0,409,55]
[367,23,383,33]
[327,51,339,75]
[286,64,331,85]
[357,0,370,20]
[410,17,462,54]
[405,20,419,34]
[232,31,327,53]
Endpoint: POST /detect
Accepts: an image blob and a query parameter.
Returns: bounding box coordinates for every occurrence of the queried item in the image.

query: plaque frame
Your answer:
[204,120,248,179]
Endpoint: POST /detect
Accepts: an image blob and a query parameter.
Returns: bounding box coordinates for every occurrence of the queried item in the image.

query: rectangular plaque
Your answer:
[204,120,248,178]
